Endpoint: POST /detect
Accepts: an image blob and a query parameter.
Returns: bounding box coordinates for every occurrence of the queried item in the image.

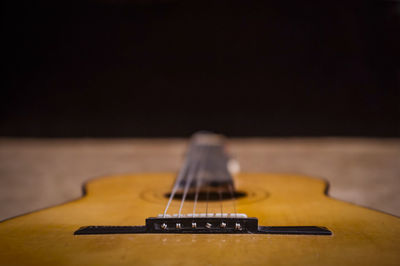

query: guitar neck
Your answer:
[177,132,234,190]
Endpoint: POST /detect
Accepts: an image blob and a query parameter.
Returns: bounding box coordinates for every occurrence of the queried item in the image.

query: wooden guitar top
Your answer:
[1,173,399,265]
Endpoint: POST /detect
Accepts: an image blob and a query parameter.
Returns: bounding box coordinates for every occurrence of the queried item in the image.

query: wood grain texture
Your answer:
[0,173,399,266]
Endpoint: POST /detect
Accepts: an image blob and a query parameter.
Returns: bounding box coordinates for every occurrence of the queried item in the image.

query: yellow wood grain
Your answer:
[0,173,399,266]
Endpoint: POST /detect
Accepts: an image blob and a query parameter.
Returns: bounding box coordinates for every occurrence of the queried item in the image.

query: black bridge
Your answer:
[74,217,332,235]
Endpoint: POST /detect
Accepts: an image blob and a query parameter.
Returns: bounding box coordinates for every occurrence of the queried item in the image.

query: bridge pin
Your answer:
[235,223,242,230]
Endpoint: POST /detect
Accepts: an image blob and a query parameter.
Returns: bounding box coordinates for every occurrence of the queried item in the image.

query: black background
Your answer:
[2,0,399,137]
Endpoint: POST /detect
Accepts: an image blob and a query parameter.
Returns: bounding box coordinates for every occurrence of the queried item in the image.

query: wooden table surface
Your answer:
[0,138,399,220]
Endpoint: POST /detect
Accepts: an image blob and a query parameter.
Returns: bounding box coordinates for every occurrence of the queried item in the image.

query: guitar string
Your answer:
[191,171,201,216]
[163,140,235,218]
[178,145,210,217]
[206,148,217,218]
[201,146,211,217]
[218,154,228,218]
[221,153,237,218]
[177,160,198,217]
[205,185,210,217]
[228,183,237,218]
[218,186,223,218]
[192,146,208,217]
[162,145,193,217]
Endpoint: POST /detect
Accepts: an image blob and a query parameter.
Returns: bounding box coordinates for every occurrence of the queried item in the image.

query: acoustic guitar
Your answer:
[0,132,399,265]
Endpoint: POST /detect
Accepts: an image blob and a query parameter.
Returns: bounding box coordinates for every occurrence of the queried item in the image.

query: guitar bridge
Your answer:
[74,213,332,235]
[146,214,257,233]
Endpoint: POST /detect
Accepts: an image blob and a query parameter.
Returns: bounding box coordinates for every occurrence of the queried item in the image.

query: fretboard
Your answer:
[176,132,234,191]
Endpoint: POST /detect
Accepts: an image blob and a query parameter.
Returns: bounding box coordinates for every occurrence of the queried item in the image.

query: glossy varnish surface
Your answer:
[0,173,399,265]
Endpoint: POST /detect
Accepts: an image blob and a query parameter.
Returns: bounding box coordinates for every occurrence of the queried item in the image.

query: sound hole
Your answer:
[164,191,246,201]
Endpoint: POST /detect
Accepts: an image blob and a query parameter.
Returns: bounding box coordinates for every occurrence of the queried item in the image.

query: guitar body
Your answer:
[0,173,399,266]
